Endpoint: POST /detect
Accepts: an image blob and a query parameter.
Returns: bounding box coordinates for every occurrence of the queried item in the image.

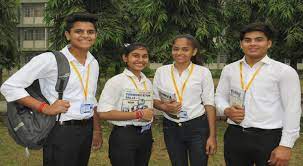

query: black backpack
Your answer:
[6,51,70,149]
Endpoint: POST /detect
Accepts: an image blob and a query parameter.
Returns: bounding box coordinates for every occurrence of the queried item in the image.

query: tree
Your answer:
[0,0,18,85]
[44,0,131,77]
[128,0,223,63]
[44,0,223,65]
[267,0,303,70]
[222,0,303,70]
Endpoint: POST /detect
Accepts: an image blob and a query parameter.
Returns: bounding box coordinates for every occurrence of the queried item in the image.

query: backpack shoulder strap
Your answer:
[51,51,70,100]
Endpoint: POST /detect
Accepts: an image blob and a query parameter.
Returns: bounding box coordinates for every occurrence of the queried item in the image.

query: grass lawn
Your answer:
[0,118,302,166]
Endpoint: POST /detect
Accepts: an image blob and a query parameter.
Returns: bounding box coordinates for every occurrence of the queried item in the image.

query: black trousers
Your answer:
[109,125,153,166]
[163,115,209,166]
[224,124,282,166]
[43,119,93,166]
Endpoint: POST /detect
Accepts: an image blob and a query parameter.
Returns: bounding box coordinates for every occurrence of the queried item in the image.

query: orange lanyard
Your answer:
[70,62,90,100]
[170,64,195,103]
[240,62,263,91]
[128,76,147,91]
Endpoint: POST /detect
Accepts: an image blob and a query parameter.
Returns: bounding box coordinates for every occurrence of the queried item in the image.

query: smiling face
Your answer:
[172,38,197,65]
[240,31,272,61]
[123,47,149,74]
[65,21,97,51]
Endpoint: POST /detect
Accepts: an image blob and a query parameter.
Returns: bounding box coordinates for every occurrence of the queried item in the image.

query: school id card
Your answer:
[80,103,94,114]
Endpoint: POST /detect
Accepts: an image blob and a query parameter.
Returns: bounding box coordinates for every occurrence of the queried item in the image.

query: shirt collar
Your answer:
[123,68,147,81]
[172,62,193,72]
[60,45,95,65]
[240,55,271,66]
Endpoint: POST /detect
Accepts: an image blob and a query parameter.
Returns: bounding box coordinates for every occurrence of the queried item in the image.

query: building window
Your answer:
[23,5,44,17]
[24,29,33,40]
[34,7,43,17]
[23,7,34,17]
[34,29,45,40]
[24,29,45,40]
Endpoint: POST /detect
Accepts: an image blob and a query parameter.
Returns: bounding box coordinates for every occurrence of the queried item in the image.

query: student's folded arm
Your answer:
[153,99,167,112]
[152,69,167,112]
[98,110,136,120]
[97,77,137,121]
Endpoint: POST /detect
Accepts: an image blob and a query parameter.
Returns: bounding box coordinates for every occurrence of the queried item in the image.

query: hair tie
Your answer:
[124,43,130,47]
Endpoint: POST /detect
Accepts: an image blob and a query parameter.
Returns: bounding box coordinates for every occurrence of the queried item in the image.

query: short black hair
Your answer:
[65,12,98,32]
[240,22,274,40]
[123,42,149,56]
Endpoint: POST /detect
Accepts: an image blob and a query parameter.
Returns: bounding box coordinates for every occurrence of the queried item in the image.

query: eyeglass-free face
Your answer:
[240,31,272,62]
[65,21,97,51]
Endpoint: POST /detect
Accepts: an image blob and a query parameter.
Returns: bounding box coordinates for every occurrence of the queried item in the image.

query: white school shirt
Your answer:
[215,55,301,148]
[97,69,153,126]
[0,45,99,121]
[153,62,215,123]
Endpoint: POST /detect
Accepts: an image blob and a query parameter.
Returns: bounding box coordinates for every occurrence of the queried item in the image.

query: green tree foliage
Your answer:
[222,0,303,70]
[0,0,18,85]
[44,0,132,77]
[44,0,302,71]
[44,0,223,66]
[128,0,223,63]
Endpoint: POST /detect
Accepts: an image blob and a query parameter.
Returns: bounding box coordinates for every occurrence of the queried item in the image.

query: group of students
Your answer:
[0,12,301,166]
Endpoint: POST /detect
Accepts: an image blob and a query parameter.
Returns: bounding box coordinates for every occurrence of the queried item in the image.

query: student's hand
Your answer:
[224,105,245,124]
[268,146,291,166]
[141,108,154,121]
[91,131,103,151]
[163,101,182,114]
[206,136,217,155]
[43,100,70,115]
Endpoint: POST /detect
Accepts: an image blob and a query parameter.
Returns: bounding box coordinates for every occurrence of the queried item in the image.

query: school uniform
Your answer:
[97,69,153,166]
[153,62,215,166]
[0,45,99,166]
[215,55,302,166]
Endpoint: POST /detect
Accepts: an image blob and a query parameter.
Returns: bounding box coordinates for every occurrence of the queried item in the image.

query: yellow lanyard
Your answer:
[128,76,147,91]
[240,62,264,91]
[170,64,195,103]
[70,62,90,100]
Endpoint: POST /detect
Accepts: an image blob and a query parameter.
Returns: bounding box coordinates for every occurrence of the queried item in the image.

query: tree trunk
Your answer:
[0,68,2,87]
[290,58,298,71]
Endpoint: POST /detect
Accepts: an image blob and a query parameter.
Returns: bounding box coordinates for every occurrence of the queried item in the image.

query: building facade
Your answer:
[17,0,50,62]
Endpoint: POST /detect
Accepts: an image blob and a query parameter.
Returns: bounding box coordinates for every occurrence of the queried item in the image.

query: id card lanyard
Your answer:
[127,76,147,91]
[170,63,195,103]
[70,61,90,101]
[239,62,264,107]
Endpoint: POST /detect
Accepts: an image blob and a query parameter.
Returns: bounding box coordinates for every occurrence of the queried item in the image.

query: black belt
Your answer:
[229,124,282,133]
[165,114,207,127]
[113,125,143,130]
[56,118,93,126]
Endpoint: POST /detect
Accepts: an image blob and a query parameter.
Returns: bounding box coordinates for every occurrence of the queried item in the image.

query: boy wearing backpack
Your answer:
[0,12,102,166]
